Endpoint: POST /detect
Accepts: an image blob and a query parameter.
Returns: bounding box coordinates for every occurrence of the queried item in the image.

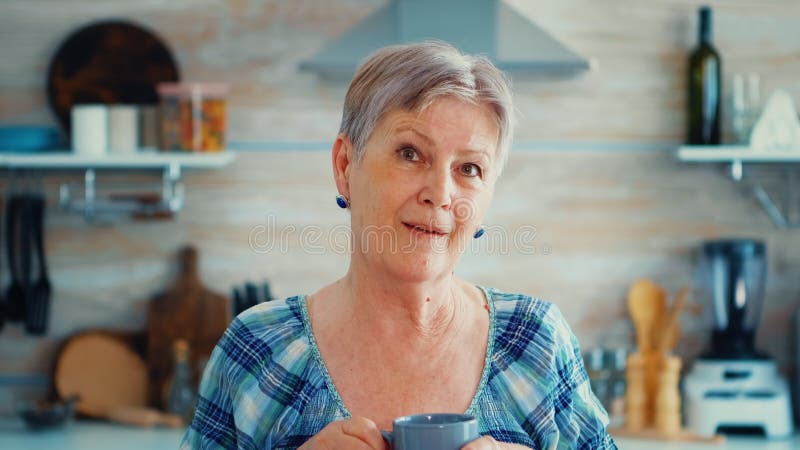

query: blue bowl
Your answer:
[0,126,62,152]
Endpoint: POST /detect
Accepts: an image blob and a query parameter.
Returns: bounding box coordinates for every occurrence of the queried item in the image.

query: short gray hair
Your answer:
[339,41,515,173]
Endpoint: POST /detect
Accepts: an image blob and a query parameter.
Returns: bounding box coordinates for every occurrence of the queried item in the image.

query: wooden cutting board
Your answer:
[55,331,149,417]
[53,330,184,427]
[146,245,231,408]
[46,20,179,133]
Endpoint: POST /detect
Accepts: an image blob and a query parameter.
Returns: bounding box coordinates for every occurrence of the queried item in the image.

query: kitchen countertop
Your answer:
[613,435,799,449]
[0,419,797,449]
[0,419,185,450]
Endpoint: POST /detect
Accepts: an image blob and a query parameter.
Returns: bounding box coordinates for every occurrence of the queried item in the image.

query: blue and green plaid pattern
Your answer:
[181,287,616,449]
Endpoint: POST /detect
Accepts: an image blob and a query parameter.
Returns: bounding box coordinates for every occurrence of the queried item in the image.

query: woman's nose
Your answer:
[419,167,454,209]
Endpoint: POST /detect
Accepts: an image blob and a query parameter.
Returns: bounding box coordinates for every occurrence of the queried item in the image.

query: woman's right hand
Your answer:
[300,416,390,450]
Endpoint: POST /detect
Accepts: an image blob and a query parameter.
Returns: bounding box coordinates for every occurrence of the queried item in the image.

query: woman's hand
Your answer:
[299,416,390,450]
[462,436,531,450]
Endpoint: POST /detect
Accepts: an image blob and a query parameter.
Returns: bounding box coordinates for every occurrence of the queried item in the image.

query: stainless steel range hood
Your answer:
[300,0,591,79]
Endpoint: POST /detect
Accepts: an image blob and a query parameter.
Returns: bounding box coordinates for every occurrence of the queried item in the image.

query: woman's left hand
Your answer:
[462,436,530,450]
[461,435,500,450]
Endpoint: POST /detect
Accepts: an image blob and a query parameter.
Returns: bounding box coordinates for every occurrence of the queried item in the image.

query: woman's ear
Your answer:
[332,133,353,198]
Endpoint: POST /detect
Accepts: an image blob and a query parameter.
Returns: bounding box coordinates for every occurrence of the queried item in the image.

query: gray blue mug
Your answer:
[381,413,479,450]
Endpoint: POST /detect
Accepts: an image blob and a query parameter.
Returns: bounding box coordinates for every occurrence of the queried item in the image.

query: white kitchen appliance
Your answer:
[684,359,793,437]
[684,239,794,438]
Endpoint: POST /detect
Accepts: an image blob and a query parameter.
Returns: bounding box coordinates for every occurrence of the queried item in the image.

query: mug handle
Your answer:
[380,430,393,448]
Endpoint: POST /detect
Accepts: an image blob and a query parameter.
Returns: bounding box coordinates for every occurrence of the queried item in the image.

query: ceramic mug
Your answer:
[381,413,479,450]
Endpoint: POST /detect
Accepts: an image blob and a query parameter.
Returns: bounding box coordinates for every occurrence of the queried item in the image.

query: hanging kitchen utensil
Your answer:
[147,246,230,408]
[4,194,19,321]
[46,20,180,134]
[4,193,32,323]
[25,193,51,335]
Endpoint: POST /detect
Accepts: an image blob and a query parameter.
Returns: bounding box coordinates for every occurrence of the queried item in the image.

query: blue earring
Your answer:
[336,194,349,209]
[473,226,485,239]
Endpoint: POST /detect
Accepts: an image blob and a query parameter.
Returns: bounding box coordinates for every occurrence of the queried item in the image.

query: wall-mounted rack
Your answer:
[677,145,800,228]
[1,151,235,221]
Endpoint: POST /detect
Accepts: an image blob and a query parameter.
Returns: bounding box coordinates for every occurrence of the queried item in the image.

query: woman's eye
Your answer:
[460,163,482,177]
[399,147,419,161]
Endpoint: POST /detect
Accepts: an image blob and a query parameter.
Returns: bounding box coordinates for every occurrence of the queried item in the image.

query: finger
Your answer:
[340,416,388,450]
[314,434,376,450]
[310,427,375,450]
[461,436,499,450]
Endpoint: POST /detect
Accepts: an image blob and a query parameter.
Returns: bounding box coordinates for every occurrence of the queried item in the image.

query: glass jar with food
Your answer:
[157,82,229,152]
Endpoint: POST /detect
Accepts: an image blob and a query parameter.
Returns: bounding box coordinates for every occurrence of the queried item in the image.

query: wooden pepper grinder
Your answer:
[655,355,682,436]
[624,352,648,431]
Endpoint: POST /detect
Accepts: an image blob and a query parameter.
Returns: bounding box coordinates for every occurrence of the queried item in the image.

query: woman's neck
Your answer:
[339,262,468,344]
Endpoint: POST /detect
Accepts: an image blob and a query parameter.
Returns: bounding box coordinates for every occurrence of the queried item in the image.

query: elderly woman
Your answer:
[182,41,615,450]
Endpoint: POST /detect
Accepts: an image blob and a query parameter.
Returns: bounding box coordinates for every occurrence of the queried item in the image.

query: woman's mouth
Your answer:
[402,222,449,238]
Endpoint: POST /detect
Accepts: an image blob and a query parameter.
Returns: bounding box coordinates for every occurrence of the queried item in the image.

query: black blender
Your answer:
[684,239,793,437]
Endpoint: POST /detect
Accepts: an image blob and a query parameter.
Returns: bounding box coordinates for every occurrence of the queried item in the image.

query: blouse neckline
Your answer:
[297,285,497,419]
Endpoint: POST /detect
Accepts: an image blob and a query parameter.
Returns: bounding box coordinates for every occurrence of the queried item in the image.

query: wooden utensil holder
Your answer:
[616,352,724,443]
[625,352,680,430]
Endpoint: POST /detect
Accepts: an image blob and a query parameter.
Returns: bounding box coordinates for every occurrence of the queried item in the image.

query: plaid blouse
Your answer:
[181,287,616,450]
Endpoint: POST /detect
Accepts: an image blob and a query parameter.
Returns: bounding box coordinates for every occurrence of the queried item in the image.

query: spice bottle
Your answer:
[167,339,197,424]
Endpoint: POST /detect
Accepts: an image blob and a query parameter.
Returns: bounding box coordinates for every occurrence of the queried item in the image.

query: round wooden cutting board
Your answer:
[54,331,149,418]
[46,20,179,134]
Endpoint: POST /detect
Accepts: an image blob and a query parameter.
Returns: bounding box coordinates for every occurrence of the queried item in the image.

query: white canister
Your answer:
[109,105,139,154]
[71,104,108,156]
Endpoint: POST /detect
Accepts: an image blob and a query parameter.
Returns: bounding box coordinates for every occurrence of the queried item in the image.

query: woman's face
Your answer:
[344,97,499,283]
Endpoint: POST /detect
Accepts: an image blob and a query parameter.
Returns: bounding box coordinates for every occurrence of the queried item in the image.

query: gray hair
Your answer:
[339,41,515,174]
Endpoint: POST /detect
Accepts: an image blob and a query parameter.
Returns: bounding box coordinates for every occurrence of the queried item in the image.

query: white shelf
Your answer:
[677,145,800,163]
[0,151,236,169]
[0,150,236,220]
[676,145,800,228]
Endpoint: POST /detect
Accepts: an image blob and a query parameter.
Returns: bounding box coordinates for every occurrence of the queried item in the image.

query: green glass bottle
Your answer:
[687,6,722,145]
